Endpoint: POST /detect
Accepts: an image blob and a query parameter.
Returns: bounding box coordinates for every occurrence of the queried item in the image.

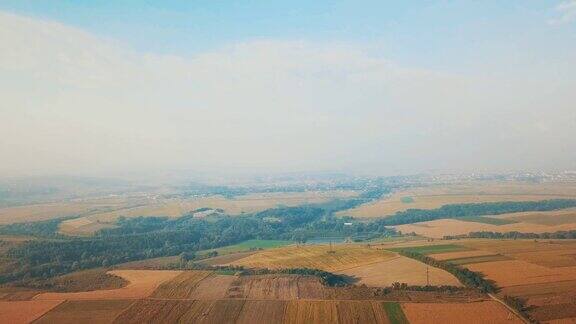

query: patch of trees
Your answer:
[0,217,72,237]
[1,205,397,284]
[398,250,497,293]
[378,199,576,226]
[502,295,533,323]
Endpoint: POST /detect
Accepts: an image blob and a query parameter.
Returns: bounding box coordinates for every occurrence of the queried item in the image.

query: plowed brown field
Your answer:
[35,299,134,324]
[236,300,287,324]
[231,244,396,271]
[401,301,523,324]
[395,219,576,239]
[0,300,62,324]
[284,300,339,324]
[227,275,325,300]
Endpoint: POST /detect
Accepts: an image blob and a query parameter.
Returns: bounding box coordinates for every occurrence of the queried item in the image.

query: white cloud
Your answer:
[549,0,576,25]
[0,11,575,177]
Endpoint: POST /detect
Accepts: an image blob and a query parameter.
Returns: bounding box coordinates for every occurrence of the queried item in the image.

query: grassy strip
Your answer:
[383,302,409,324]
[198,239,292,256]
[397,250,497,293]
[448,254,511,265]
[456,215,517,225]
[387,244,469,255]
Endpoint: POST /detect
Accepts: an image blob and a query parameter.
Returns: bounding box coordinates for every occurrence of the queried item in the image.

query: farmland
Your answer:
[394,218,576,238]
[0,300,62,323]
[379,238,576,323]
[401,301,523,324]
[229,244,398,271]
[0,265,520,323]
[336,255,462,287]
[34,270,182,300]
[337,181,576,218]
[60,190,357,234]
[34,300,135,324]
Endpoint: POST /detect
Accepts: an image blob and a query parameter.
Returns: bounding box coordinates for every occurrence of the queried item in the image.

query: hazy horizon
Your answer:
[1,1,576,178]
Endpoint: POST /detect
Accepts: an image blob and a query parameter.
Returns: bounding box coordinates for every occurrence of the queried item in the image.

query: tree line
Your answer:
[0,204,396,284]
[397,250,497,293]
[448,230,576,240]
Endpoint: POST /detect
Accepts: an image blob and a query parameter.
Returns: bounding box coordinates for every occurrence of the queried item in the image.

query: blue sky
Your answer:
[1,1,573,70]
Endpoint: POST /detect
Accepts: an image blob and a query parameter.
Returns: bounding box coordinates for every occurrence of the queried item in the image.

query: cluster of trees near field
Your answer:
[0,203,396,284]
[377,199,576,226]
[398,250,497,293]
[3,188,576,285]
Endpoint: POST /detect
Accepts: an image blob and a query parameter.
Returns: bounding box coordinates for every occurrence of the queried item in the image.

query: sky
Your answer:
[0,1,575,177]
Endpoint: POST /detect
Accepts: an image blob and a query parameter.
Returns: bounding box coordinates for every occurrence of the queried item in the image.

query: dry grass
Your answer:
[151,271,212,298]
[467,260,576,287]
[0,300,63,323]
[34,299,134,324]
[394,218,576,238]
[34,270,182,300]
[231,244,397,271]
[187,275,236,300]
[336,255,462,287]
[401,301,523,324]
[430,249,498,261]
[497,208,576,225]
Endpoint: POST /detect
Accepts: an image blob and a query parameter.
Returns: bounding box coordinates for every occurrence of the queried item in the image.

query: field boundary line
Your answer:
[488,293,531,324]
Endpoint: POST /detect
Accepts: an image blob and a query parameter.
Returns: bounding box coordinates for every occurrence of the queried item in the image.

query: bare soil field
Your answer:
[497,208,576,225]
[236,300,287,324]
[112,299,195,323]
[227,275,325,300]
[336,300,389,324]
[151,271,212,298]
[34,299,134,324]
[336,255,462,287]
[0,300,62,324]
[468,260,576,287]
[284,300,339,324]
[0,196,143,225]
[230,244,397,271]
[401,301,523,324]
[34,270,181,300]
[394,218,576,238]
[458,240,576,267]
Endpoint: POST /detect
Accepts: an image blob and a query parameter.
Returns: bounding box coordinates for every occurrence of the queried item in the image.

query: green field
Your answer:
[383,302,409,324]
[199,239,292,256]
[456,215,517,225]
[387,244,469,255]
[400,196,414,204]
[447,254,511,265]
